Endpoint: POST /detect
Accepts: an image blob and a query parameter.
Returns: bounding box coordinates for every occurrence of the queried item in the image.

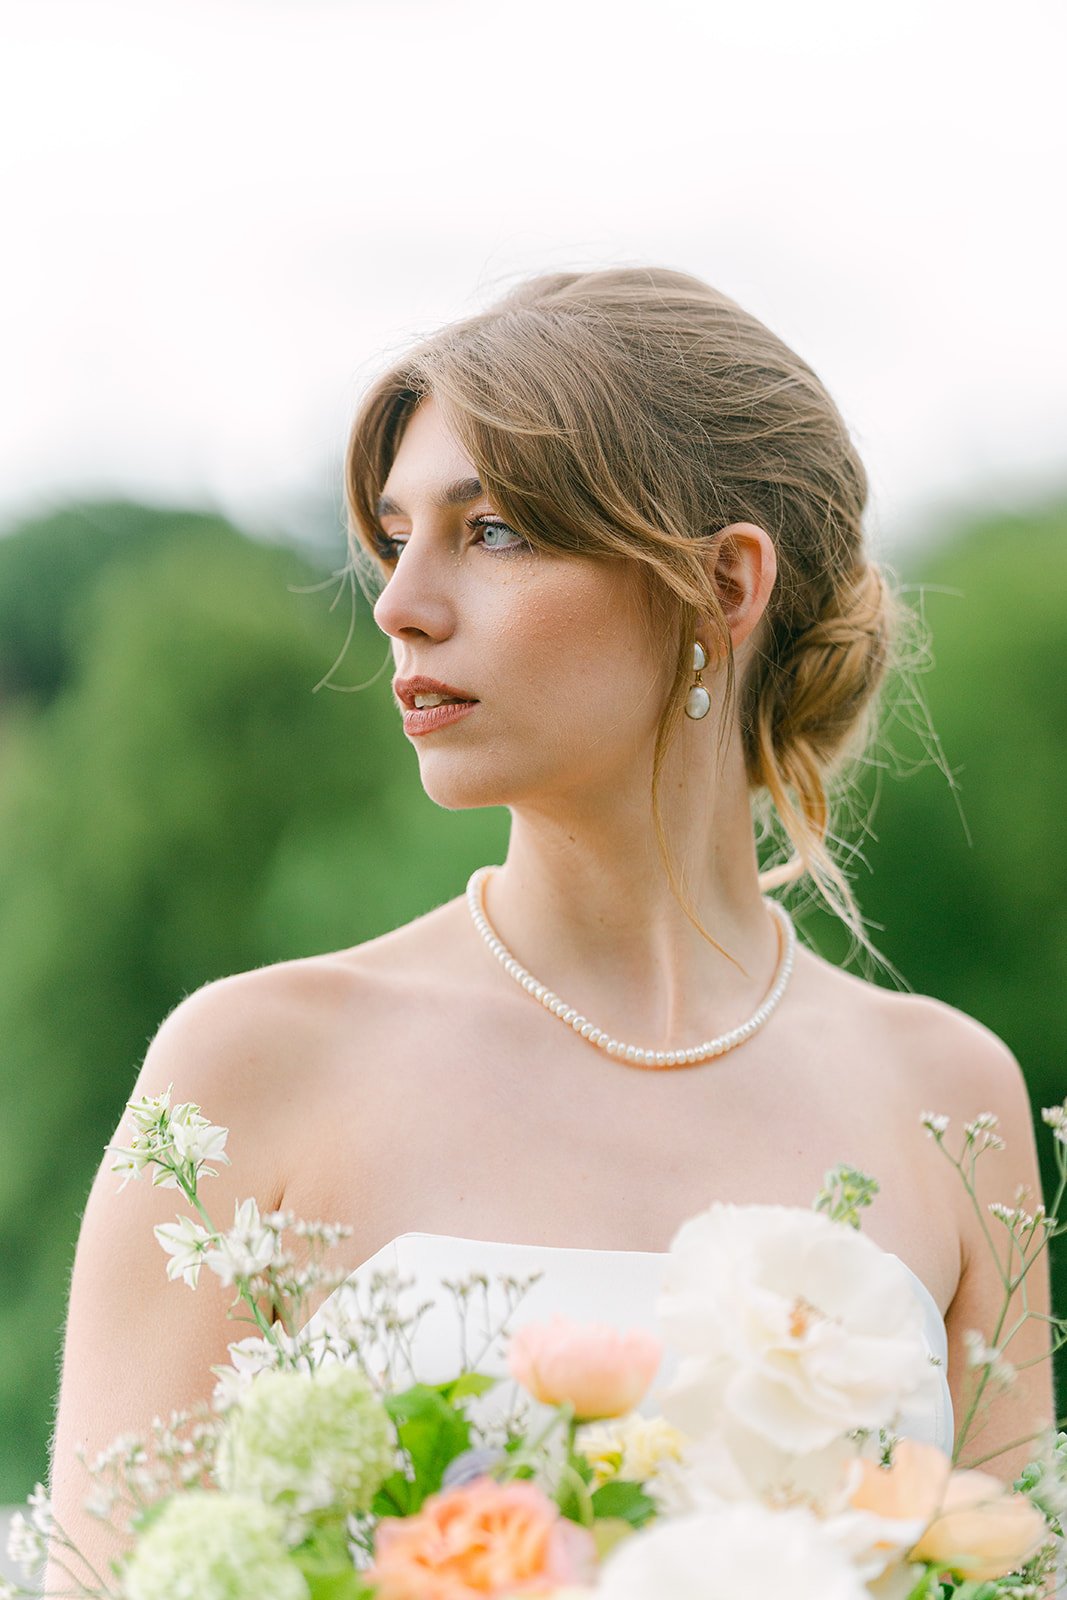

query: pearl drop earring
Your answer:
[684,640,711,720]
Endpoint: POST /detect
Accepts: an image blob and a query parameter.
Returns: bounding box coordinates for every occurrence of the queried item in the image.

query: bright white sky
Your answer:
[2,0,1064,560]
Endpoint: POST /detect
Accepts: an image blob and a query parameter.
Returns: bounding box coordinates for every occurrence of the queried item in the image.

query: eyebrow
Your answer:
[375,475,485,520]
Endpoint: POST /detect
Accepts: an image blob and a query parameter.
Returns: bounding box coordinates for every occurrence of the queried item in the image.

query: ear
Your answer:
[706,522,778,655]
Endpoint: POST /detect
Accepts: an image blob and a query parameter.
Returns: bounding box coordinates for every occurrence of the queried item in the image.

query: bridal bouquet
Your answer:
[8,1094,1067,1600]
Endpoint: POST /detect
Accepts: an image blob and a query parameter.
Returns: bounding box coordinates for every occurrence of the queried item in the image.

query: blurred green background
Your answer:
[0,495,1064,1499]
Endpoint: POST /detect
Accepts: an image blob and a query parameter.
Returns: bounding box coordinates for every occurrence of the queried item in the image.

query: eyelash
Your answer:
[373,515,528,564]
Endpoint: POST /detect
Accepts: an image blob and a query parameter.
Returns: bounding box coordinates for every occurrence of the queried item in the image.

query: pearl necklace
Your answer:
[465,865,797,1070]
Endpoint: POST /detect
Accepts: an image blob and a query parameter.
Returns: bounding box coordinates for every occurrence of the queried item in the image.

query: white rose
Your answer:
[652,1417,866,1520]
[596,1503,869,1600]
[657,1204,937,1453]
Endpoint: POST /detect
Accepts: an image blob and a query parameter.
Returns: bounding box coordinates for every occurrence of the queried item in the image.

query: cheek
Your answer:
[487,564,665,726]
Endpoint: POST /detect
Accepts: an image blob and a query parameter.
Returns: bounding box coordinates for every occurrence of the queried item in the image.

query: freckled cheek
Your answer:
[479,568,653,712]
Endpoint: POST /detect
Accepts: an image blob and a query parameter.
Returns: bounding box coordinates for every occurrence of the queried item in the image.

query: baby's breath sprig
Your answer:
[921,1106,1067,1468]
[6,1480,118,1599]
[442,1270,544,1375]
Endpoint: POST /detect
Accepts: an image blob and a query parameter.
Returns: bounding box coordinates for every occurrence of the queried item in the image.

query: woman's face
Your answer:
[371,394,678,813]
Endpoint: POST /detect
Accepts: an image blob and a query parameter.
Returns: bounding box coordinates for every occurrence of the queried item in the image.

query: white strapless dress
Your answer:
[302,1231,955,1457]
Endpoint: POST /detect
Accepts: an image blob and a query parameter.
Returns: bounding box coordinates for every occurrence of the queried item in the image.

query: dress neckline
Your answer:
[353,1229,947,1328]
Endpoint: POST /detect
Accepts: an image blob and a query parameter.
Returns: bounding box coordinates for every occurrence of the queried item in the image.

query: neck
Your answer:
[478,734,785,1051]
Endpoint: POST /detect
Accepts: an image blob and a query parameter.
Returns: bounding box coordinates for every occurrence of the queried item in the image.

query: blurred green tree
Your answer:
[0,502,508,1498]
[797,499,1067,1405]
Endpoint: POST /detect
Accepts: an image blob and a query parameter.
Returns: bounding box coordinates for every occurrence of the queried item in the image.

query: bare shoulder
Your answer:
[873,983,1032,1129]
[149,896,468,1077]
[797,943,1029,1103]
[136,894,474,1160]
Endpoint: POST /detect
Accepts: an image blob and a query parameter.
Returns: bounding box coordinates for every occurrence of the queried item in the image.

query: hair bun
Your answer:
[767,563,891,763]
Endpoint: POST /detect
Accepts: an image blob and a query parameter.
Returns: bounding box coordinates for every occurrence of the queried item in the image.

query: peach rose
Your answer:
[850,1437,952,1524]
[508,1317,663,1421]
[910,1466,1049,1582]
[369,1478,597,1600]
[841,1438,953,1578]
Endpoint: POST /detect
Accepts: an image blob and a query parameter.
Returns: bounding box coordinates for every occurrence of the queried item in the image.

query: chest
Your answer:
[280,978,961,1317]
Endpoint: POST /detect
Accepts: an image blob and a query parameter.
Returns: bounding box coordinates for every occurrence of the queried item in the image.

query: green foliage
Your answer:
[375,1385,472,1515]
[432,1372,498,1405]
[813,1163,880,1229]
[589,1478,658,1528]
[294,1525,376,1600]
[0,500,508,1500]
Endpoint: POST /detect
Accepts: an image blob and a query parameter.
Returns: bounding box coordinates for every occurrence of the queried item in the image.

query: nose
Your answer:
[371,531,456,644]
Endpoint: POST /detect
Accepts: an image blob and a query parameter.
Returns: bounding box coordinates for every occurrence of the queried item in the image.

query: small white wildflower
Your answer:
[264,1209,296,1232]
[967,1112,999,1135]
[154,1214,215,1288]
[26,1483,51,1539]
[921,1111,950,1137]
[963,1329,1016,1387]
[1042,1104,1067,1139]
[88,1431,142,1475]
[108,1085,180,1188]
[126,1084,173,1132]
[964,1329,994,1366]
[6,1511,44,1577]
[293,1219,353,1247]
[169,1102,231,1172]
[203,1198,280,1287]
[84,1484,117,1519]
[211,1331,308,1408]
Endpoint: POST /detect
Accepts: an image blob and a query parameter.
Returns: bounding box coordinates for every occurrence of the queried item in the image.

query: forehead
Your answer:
[379,395,482,506]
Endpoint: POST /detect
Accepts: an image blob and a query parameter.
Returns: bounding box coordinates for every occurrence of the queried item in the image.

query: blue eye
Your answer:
[373,515,529,564]
[469,515,527,552]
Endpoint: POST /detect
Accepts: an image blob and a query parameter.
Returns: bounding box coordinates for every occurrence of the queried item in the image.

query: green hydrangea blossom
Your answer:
[216,1362,395,1524]
[122,1491,308,1600]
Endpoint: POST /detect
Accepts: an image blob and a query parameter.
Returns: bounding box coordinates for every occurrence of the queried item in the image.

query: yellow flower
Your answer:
[578,1414,687,1488]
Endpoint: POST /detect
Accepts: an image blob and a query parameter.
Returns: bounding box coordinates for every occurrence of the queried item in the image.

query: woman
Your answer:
[47,266,1053,1584]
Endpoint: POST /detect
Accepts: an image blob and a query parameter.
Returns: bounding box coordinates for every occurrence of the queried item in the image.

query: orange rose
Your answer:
[508,1318,662,1421]
[369,1478,597,1600]
[910,1467,1049,1582]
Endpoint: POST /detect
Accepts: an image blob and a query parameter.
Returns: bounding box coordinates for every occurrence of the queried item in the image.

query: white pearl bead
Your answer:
[466,867,795,1071]
[685,684,711,720]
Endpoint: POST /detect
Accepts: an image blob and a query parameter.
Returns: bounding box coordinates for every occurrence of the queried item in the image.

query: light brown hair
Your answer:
[343,265,923,962]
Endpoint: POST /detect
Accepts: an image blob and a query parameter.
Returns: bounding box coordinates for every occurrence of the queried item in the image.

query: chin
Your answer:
[414,761,517,813]
[413,748,548,813]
